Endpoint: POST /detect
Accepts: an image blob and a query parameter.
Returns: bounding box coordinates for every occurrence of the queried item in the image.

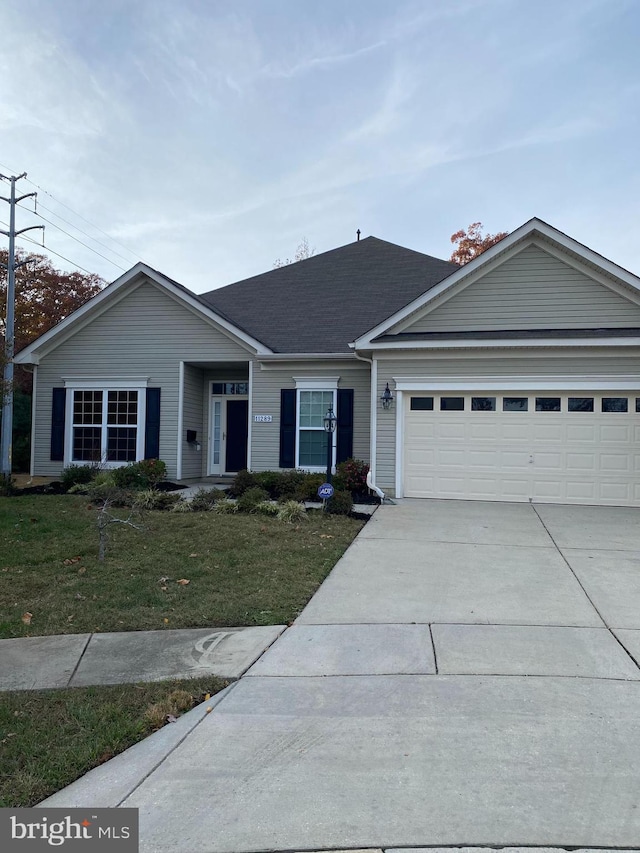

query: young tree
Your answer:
[449,222,508,266]
[273,237,315,269]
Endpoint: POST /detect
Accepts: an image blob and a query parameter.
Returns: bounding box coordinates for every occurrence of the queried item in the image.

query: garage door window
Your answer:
[503,397,528,411]
[471,397,496,411]
[568,397,594,412]
[410,397,434,411]
[440,397,464,411]
[535,397,561,412]
[602,397,628,413]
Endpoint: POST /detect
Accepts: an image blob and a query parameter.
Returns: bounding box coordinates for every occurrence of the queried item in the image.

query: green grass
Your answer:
[0,495,364,638]
[0,676,229,807]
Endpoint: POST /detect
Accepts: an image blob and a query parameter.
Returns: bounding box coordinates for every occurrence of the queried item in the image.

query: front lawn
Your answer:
[0,495,364,638]
[0,676,229,807]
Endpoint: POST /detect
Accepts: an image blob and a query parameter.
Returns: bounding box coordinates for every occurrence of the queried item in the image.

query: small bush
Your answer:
[171,498,193,513]
[237,486,270,512]
[61,464,100,491]
[190,488,223,511]
[293,473,325,502]
[211,497,238,514]
[333,459,370,497]
[0,474,15,496]
[325,490,353,516]
[252,470,282,498]
[134,489,179,511]
[277,500,307,524]
[111,459,167,490]
[255,500,279,516]
[228,469,259,497]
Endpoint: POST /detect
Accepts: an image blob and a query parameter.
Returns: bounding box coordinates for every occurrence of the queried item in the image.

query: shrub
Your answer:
[333,459,369,497]
[171,498,193,513]
[134,489,180,511]
[252,470,282,498]
[61,463,100,491]
[293,473,326,502]
[255,500,279,516]
[0,474,15,496]
[237,486,270,512]
[211,497,238,514]
[190,488,223,511]
[277,500,307,523]
[325,489,353,516]
[228,469,259,497]
[111,459,167,490]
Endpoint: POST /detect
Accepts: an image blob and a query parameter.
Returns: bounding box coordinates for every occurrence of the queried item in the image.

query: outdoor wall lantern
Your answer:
[380,383,394,410]
[323,407,337,484]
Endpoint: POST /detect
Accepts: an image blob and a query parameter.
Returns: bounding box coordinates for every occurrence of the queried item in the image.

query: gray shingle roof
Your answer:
[198,237,458,353]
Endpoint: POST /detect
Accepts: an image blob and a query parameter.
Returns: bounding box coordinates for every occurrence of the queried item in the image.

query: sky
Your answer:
[1,0,639,293]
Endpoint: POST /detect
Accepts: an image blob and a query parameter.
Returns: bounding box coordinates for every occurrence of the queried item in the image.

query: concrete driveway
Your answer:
[43,499,640,852]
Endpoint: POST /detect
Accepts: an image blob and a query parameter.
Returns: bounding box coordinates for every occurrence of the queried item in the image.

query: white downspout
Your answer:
[352,348,386,503]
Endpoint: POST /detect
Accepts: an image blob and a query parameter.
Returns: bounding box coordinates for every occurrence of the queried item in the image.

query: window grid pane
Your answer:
[440,397,464,411]
[536,397,561,412]
[410,397,434,411]
[73,390,103,425]
[503,397,528,411]
[299,430,328,467]
[471,397,496,411]
[299,391,333,428]
[568,397,594,412]
[72,427,102,461]
[107,427,137,461]
[602,397,628,413]
[107,390,138,425]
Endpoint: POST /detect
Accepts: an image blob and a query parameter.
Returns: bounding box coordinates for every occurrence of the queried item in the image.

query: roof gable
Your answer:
[395,242,640,335]
[354,218,640,348]
[15,263,271,363]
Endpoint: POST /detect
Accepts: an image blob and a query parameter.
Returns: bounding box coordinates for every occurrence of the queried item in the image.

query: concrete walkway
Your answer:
[0,626,285,690]
[40,499,640,851]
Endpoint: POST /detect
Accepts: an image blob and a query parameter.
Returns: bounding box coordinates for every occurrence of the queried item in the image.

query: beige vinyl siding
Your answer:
[182,366,205,479]
[250,361,371,471]
[401,245,640,334]
[375,350,640,495]
[34,278,250,478]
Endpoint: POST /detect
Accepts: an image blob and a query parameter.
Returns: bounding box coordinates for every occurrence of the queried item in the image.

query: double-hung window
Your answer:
[67,383,146,465]
[294,378,338,471]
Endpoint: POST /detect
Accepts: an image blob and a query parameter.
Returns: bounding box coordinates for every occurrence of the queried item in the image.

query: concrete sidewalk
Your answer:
[39,499,640,851]
[0,625,285,690]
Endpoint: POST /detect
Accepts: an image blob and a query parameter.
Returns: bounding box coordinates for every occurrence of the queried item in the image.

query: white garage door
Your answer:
[403,392,640,506]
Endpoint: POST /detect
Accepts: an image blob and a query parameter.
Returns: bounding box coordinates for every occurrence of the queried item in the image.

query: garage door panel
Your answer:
[403,392,640,506]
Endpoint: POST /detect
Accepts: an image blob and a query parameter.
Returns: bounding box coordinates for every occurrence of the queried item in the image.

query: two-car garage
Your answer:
[402,390,640,506]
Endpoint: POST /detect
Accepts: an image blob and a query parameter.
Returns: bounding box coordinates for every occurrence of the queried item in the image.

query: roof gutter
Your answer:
[256,352,359,361]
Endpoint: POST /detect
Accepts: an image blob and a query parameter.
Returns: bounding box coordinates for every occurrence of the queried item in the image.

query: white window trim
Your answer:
[64,383,147,468]
[295,386,337,473]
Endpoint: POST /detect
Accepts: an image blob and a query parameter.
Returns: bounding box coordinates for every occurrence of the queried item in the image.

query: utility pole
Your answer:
[0,173,43,479]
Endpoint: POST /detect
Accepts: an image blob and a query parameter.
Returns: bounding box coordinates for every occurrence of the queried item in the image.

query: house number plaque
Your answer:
[254,414,273,422]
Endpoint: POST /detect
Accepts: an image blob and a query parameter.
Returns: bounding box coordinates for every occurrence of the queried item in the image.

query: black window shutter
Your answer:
[336,388,354,464]
[144,388,161,459]
[51,388,66,461]
[279,389,296,469]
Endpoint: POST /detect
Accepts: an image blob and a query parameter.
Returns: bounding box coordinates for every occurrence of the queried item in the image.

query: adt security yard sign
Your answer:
[318,483,334,500]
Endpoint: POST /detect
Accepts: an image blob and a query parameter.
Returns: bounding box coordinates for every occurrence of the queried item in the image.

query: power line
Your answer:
[25,200,140,267]
[0,160,146,265]
[18,203,127,272]
[0,218,100,276]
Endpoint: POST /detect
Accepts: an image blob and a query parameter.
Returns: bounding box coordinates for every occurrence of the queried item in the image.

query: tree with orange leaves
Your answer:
[449,222,508,266]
